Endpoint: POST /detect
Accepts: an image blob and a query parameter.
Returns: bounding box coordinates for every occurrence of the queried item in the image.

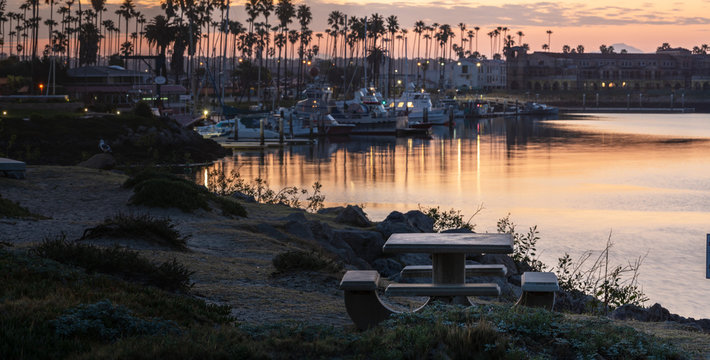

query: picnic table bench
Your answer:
[340,232,560,329]
[0,157,26,179]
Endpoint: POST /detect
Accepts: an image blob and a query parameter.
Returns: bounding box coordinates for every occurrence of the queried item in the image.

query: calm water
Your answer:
[201,113,710,318]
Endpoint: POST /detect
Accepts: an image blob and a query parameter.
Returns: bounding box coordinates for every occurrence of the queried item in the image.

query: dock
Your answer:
[213,137,314,149]
[0,157,26,179]
[559,107,695,113]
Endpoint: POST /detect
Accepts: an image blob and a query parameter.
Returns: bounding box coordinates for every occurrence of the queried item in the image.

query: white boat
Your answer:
[195,118,280,139]
[390,90,449,124]
[331,88,409,135]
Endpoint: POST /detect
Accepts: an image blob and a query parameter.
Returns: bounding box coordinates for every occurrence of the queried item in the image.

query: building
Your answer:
[445,59,507,91]
[506,46,710,91]
[65,66,187,108]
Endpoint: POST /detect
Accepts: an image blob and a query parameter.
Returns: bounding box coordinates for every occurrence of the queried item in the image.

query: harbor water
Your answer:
[201,113,710,319]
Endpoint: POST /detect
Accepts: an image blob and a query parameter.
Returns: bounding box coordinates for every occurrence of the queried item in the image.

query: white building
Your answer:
[445,59,507,91]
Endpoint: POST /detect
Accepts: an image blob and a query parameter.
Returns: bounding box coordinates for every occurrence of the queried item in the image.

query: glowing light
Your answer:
[38,83,44,90]
[2,111,6,116]
[116,110,121,115]
[203,109,209,116]
[476,63,481,67]
[84,108,88,112]
[457,62,461,66]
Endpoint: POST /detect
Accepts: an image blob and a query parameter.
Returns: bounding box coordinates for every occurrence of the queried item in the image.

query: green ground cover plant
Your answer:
[0,193,47,219]
[31,234,193,292]
[80,212,189,250]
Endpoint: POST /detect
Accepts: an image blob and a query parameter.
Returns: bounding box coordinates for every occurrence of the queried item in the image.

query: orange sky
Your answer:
[5,0,710,54]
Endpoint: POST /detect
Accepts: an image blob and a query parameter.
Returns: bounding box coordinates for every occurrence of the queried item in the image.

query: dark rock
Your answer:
[317,206,345,216]
[555,290,602,314]
[77,153,116,170]
[376,210,435,239]
[232,191,256,203]
[283,220,314,240]
[404,210,435,233]
[611,304,649,321]
[647,303,672,322]
[373,258,403,277]
[308,221,370,270]
[255,223,288,241]
[474,254,519,277]
[442,228,474,233]
[282,212,308,223]
[335,205,372,227]
[333,229,384,262]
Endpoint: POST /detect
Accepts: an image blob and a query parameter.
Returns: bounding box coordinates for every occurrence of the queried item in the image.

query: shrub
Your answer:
[123,170,206,193]
[206,168,325,212]
[0,194,47,219]
[80,212,189,250]
[213,196,248,218]
[129,178,209,213]
[51,299,179,342]
[419,204,481,232]
[31,234,194,292]
[133,101,154,118]
[272,250,343,273]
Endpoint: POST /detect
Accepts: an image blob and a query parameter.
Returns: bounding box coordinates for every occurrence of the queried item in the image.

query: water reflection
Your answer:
[198,113,710,318]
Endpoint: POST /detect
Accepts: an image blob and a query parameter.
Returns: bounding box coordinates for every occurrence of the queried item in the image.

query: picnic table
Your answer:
[382,233,513,304]
[339,232,558,330]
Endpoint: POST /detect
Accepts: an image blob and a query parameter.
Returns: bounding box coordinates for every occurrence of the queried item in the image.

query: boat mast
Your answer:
[363,16,367,89]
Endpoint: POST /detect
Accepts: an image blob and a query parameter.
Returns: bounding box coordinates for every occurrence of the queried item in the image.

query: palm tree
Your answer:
[296,3,311,92]
[327,10,342,63]
[473,26,479,53]
[385,15,398,96]
[144,15,172,56]
[546,29,552,52]
[466,29,473,54]
[275,0,294,99]
[118,0,134,56]
[517,30,524,46]
[458,22,465,52]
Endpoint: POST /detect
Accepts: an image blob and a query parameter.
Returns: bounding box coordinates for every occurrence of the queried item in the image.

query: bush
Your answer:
[272,250,343,273]
[130,178,209,213]
[51,299,179,342]
[123,169,206,192]
[213,196,248,218]
[31,234,194,292]
[419,204,481,232]
[0,194,47,219]
[80,212,189,250]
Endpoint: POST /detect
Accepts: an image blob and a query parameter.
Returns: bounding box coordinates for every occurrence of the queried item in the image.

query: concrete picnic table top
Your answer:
[382,233,514,254]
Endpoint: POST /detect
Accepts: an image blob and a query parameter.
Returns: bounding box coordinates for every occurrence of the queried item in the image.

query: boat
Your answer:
[390,89,453,125]
[523,102,559,115]
[331,88,409,135]
[195,118,280,139]
[292,85,334,119]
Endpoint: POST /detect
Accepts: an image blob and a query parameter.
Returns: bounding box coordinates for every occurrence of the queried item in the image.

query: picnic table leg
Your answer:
[432,253,472,306]
[343,290,397,330]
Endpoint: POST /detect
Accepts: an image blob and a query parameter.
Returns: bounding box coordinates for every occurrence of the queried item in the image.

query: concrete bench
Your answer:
[400,264,507,280]
[385,283,500,297]
[0,157,26,179]
[515,272,559,310]
[339,270,396,330]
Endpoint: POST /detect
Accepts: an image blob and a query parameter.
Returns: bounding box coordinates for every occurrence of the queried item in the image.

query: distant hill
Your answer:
[609,43,644,53]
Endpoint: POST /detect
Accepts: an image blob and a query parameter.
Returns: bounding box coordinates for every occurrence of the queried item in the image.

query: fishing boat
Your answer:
[195,118,280,139]
[331,88,409,135]
[390,89,449,124]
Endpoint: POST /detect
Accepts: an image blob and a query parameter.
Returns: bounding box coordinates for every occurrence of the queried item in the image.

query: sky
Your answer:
[4,0,710,54]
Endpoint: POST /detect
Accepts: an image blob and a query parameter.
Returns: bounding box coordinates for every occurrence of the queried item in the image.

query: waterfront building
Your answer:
[506,46,710,91]
[444,59,507,91]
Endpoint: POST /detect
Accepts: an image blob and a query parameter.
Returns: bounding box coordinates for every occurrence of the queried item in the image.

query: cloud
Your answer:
[309,0,710,28]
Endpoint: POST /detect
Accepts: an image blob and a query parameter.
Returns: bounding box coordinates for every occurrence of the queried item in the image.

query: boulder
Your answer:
[373,258,403,277]
[376,211,433,239]
[611,304,649,321]
[317,206,345,216]
[473,254,519,277]
[404,210,434,233]
[332,229,384,262]
[283,220,314,240]
[232,191,256,203]
[335,205,372,227]
[77,153,116,170]
[442,228,474,233]
[308,220,370,270]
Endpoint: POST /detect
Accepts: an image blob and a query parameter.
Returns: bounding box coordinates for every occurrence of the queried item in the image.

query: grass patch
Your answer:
[0,193,47,219]
[272,250,343,274]
[80,212,189,251]
[31,234,194,292]
[125,170,247,217]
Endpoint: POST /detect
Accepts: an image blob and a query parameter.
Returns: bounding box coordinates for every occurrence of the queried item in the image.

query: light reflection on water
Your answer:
[200,113,710,318]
